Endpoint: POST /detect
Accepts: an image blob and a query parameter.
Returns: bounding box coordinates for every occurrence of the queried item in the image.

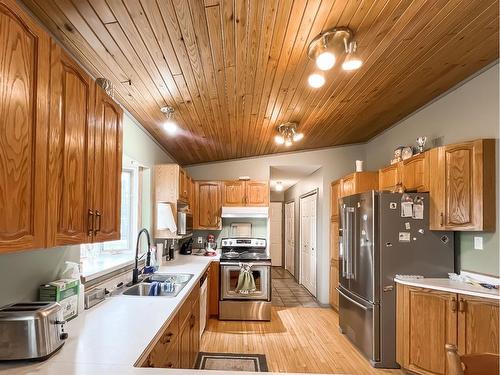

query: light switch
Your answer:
[474,236,483,250]
[197,236,203,244]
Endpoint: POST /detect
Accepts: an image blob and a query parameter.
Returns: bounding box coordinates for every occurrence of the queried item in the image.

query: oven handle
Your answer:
[220,262,271,267]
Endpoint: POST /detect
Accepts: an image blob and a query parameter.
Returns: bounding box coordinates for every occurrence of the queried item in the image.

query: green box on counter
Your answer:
[39,278,79,321]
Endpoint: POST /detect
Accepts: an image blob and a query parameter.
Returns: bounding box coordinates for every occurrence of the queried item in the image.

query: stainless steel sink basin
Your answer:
[121,273,194,297]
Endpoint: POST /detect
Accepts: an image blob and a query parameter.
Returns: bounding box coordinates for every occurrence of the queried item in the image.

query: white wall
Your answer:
[365,64,499,276]
[0,113,174,306]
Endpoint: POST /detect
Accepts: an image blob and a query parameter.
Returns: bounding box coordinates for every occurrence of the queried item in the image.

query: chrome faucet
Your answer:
[131,228,152,285]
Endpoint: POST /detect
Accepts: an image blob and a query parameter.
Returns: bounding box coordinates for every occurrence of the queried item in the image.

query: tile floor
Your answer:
[271,267,320,308]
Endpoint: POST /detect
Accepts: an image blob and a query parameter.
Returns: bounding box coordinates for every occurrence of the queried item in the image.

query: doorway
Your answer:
[299,191,317,296]
[284,201,295,276]
[269,202,283,266]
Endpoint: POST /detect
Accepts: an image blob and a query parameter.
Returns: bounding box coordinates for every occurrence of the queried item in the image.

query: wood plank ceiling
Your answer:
[20,0,499,165]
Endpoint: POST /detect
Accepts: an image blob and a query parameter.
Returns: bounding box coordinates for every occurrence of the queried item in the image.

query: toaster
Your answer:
[0,302,68,361]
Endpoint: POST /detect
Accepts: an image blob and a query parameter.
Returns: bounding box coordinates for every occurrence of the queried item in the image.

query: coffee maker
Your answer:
[179,238,193,255]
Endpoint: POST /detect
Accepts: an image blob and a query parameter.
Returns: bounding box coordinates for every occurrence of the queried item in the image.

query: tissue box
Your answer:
[39,278,79,321]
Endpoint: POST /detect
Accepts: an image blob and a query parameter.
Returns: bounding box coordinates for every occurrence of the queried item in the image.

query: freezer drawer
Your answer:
[338,286,380,364]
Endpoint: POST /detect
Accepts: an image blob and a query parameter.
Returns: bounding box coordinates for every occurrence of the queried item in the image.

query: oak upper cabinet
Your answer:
[47,43,95,246]
[457,294,499,356]
[194,181,222,229]
[222,180,246,206]
[430,139,495,231]
[340,172,379,198]
[330,181,340,221]
[92,85,123,242]
[0,0,51,252]
[245,181,269,206]
[401,152,430,192]
[179,168,189,203]
[397,286,457,375]
[379,163,401,191]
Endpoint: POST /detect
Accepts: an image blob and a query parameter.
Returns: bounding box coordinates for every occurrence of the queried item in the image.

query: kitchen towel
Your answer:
[236,263,256,294]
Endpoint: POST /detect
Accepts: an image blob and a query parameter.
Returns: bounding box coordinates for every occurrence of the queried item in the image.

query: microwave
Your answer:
[177,211,193,235]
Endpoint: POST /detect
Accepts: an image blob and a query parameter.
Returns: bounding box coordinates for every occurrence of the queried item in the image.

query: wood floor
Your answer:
[201,306,403,374]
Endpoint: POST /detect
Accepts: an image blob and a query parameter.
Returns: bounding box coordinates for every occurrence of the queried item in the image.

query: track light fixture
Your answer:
[274,122,304,147]
[160,105,178,136]
[307,26,362,88]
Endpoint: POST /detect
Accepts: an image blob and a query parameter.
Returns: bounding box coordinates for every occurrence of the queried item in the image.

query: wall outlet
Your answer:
[473,236,483,250]
[197,236,203,244]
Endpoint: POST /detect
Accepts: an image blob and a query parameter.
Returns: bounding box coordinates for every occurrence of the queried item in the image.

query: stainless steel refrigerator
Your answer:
[338,191,454,368]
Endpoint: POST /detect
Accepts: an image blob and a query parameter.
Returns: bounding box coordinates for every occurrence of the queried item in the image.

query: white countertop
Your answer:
[395,277,500,300]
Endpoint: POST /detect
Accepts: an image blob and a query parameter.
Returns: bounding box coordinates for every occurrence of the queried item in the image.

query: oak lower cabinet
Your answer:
[429,139,495,231]
[140,285,200,369]
[194,181,222,230]
[340,172,379,198]
[0,0,51,252]
[329,260,339,310]
[396,284,500,375]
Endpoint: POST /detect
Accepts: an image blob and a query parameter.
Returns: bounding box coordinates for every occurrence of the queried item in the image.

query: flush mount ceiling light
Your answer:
[160,105,178,135]
[275,181,283,192]
[275,122,304,147]
[307,26,362,88]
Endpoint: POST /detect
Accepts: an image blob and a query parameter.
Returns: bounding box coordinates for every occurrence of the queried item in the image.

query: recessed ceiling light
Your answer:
[275,181,283,191]
[308,73,325,88]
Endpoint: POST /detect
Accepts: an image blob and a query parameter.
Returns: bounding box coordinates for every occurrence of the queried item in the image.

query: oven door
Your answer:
[220,262,271,301]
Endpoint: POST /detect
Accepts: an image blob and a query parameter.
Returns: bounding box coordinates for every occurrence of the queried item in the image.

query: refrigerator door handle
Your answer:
[340,204,347,278]
[337,288,372,311]
[346,207,355,279]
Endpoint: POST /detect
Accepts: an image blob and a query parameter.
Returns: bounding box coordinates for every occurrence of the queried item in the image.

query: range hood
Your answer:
[221,206,269,218]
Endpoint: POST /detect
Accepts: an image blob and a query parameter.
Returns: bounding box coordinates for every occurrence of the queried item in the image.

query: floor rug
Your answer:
[195,352,269,372]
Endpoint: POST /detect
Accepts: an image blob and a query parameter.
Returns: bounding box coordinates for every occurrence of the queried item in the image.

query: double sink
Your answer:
[122,273,194,297]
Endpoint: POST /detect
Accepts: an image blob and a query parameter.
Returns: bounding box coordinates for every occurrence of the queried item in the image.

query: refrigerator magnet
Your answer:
[389,202,397,210]
[405,222,411,230]
[401,202,413,217]
[398,232,411,242]
[412,202,424,219]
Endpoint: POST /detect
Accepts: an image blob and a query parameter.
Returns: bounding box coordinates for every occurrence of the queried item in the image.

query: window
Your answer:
[80,157,148,279]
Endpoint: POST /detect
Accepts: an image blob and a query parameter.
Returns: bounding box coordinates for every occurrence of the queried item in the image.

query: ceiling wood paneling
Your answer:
[20,0,499,165]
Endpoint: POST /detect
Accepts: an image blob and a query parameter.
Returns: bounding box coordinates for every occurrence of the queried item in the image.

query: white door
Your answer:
[269,202,283,266]
[284,201,295,275]
[300,193,317,296]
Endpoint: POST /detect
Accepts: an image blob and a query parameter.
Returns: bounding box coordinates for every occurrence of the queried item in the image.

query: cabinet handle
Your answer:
[88,209,94,236]
[165,332,173,343]
[450,298,457,312]
[440,212,444,226]
[94,210,102,235]
[458,298,466,313]
[166,362,174,368]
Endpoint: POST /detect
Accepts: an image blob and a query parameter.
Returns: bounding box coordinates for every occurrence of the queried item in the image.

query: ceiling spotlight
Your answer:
[160,105,179,136]
[308,73,325,88]
[342,41,363,71]
[274,135,285,145]
[275,122,304,147]
[316,51,336,71]
[275,181,283,192]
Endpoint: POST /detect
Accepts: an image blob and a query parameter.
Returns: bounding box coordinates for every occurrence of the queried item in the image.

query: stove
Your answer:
[220,238,270,262]
[219,237,271,321]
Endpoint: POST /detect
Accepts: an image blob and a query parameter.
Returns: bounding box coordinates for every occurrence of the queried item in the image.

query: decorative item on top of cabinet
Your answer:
[379,163,402,191]
[401,151,430,192]
[0,0,51,252]
[396,284,499,375]
[330,181,340,221]
[47,43,95,246]
[92,84,123,242]
[429,139,495,231]
[340,172,379,198]
[194,181,222,230]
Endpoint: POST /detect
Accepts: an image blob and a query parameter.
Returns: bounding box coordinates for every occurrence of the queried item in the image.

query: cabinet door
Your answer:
[93,86,123,242]
[179,321,191,369]
[458,295,499,356]
[179,168,188,202]
[222,180,246,206]
[245,181,269,206]
[340,175,355,197]
[401,153,429,192]
[403,287,457,375]
[329,260,339,310]
[0,0,50,252]
[379,163,401,191]
[330,221,339,260]
[209,261,220,316]
[47,44,94,246]
[195,181,221,229]
[330,181,340,221]
[190,296,200,368]
[430,140,495,231]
